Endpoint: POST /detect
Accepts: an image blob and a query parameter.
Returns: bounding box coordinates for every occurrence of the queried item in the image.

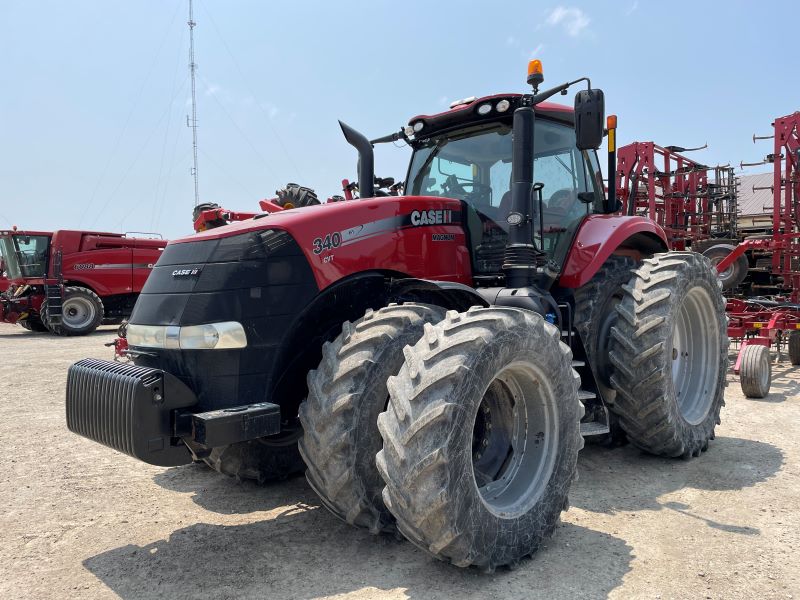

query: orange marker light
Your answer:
[607,114,618,129]
[527,59,544,88]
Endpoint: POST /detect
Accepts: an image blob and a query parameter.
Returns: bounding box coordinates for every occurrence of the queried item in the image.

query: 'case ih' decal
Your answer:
[172,267,202,278]
[410,209,454,226]
[314,210,462,254]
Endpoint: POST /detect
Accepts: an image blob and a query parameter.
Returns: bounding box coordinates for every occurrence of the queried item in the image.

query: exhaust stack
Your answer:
[339,121,375,199]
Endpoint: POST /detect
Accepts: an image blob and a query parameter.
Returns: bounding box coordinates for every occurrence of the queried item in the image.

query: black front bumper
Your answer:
[66,358,282,466]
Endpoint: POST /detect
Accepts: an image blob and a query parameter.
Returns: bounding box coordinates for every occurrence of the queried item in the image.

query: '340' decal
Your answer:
[312,232,342,255]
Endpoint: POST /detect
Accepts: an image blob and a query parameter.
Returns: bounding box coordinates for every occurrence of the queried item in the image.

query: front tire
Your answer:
[377,307,582,569]
[298,303,446,533]
[608,252,728,458]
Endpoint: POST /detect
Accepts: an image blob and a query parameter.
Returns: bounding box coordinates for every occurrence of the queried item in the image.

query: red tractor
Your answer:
[0,228,166,335]
[66,62,728,570]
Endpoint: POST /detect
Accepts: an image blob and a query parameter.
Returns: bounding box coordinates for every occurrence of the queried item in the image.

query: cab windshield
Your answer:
[0,234,50,279]
[406,119,602,274]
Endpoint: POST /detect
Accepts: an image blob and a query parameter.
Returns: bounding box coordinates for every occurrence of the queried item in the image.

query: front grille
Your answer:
[66,358,196,466]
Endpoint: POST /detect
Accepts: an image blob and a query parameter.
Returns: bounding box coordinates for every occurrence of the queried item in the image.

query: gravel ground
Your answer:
[1,323,798,600]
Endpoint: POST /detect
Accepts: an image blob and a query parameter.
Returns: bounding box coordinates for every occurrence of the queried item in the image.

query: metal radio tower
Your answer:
[187,0,200,206]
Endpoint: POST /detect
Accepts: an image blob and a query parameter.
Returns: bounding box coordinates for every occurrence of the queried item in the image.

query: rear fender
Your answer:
[559,215,668,288]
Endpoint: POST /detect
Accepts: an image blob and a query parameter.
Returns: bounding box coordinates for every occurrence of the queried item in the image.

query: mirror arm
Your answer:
[531,77,592,105]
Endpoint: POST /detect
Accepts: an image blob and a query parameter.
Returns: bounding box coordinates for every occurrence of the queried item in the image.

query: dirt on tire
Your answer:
[298,303,446,533]
[377,307,583,570]
[608,252,729,458]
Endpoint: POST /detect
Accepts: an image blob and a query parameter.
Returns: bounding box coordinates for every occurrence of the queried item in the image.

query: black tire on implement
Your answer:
[275,183,319,208]
[702,244,748,290]
[298,303,446,533]
[789,331,800,366]
[203,428,305,483]
[608,252,729,458]
[377,307,583,570]
[739,344,771,398]
[47,286,104,336]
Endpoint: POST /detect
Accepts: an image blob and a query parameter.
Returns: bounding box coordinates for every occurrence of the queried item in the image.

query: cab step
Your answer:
[580,421,611,436]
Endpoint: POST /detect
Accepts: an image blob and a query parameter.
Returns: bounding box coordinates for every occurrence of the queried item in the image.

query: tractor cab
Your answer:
[403,95,605,278]
[0,230,52,284]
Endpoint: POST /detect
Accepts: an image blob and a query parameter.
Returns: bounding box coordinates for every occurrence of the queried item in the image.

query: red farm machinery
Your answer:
[65,62,729,571]
[0,228,166,336]
[614,114,800,398]
[717,111,800,396]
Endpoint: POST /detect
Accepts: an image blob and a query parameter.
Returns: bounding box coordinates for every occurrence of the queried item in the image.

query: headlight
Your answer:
[496,99,511,113]
[127,322,247,350]
[477,103,492,116]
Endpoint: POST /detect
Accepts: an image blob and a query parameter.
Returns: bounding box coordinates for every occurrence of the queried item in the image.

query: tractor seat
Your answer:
[496,188,575,231]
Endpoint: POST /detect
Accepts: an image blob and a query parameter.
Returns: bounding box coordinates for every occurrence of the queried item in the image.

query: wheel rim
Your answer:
[62,296,96,329]
[709,256,733,280]
[671,286,720,424]
[471,361,558,518]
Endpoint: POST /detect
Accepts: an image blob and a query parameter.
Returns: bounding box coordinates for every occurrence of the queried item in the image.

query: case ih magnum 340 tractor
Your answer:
[66,62,728,570]
[0,228,166,335]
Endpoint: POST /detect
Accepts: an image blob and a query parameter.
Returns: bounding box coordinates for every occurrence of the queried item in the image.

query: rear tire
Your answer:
[740,345,771,398]
[702,244,748,290]
[574,254,638,404]
[608,252,728,458]
[377,307,582,569]
[298,303,446,533]
[789,331,800,366]
[47,286,104,336]
[275,183,319,208]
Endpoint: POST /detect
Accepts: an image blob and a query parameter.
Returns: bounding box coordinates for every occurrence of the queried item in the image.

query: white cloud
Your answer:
[204,83,221,96]
[626,0,639,15]
[545,6,590,37]
[529,43,545,58]
[260,102,279,119]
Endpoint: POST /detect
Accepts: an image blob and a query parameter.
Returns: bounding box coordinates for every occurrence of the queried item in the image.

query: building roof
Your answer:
[737,172,783,216]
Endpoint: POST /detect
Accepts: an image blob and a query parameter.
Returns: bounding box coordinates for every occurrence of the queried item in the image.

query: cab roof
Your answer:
[407,93,574,140]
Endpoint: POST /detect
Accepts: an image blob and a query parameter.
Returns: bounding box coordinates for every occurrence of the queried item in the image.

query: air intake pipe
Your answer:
[339,121,375,199]
[502,106,540,288]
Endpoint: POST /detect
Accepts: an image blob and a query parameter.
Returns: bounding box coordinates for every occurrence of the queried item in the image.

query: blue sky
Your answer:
[0,1,795,239]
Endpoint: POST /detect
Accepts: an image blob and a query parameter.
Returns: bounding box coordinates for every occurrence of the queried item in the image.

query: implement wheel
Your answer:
[299,303,446,533]
[740,344,771,399]
[703,244,748,290]
[275,183,319,209]
[789,331,800,366]
[377,307,582,570]
[608,252,728,458]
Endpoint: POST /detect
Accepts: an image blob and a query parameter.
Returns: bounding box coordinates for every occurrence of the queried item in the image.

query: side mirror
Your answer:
[574,88,605,150]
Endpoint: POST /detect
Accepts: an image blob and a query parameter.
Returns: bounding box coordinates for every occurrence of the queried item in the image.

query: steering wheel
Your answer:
[441,174,492,205]
[548,188,577,210]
